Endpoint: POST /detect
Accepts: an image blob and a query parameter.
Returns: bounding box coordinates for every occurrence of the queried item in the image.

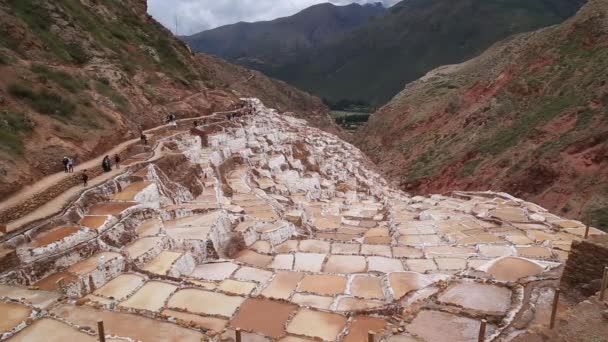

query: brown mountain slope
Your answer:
[356,0,608,230]
[0,0,333,200]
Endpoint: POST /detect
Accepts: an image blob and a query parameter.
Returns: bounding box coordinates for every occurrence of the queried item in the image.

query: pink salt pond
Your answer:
[229,298,298,338]
[438,282,512,315]
[0,301,32,333]
[29,226,80,247]
[407,310,494,342]
[87,202,137,216]
[482,256,545,281]
[112,181,153,201]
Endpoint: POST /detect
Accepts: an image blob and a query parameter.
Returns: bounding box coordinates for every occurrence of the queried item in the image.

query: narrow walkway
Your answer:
[0,110,236,235]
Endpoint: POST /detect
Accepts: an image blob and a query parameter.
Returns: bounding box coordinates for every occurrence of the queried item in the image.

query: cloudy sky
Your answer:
[147,0,400,35]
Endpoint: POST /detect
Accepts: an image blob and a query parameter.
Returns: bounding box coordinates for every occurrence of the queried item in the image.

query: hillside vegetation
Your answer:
[0,0,333,200]
[356,0,608,229]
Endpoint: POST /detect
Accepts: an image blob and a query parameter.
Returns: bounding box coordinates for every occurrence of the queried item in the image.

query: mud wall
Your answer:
[560,235,608,297]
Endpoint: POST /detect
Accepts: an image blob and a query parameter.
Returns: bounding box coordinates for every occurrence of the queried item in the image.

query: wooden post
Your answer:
[584,226,590,239]
[236,328,242,342]
[97,320,106,342]
[600,266,608,301]
[478,319,487,342]
[550,288,561,329]
[368,330,375,342]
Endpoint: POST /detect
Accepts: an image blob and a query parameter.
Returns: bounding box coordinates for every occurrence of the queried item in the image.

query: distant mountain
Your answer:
[184,0,585,107]
[182,2,386,70]
[280,0,587,106]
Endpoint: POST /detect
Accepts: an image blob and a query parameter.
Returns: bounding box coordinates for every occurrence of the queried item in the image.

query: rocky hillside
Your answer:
[0,0,334,200]
[356,0,608,230]
[182,2,385,72]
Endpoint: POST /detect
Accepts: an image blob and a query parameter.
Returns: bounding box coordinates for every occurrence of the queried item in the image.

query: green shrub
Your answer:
[65,42,90,65]
[94,79,131,114]
[8,83,75,118]
[460,159,482,177]
[30,64,88,93]
[31,91,76,117]
[0,111,34,155]
[8,83,35,99]
[585,207,608,232]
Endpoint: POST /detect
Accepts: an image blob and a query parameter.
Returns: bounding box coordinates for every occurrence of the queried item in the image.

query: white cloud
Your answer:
[147,0,400,35]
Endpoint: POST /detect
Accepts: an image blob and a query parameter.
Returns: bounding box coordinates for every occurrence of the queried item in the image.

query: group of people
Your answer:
[226,101,256,121]
[62,157,76,173]
[166,113,177,126]
[102,154,120,172]
[69,103,257,189]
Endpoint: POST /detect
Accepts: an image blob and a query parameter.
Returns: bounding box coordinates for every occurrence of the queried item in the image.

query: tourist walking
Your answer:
[81,170,89,187]
[67,157,75,173]
[102,155,112,172]
[62,157,69,173]
[114,154,121,169]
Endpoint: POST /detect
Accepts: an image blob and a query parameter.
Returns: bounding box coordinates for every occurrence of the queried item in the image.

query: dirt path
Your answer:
[0,110,235,234]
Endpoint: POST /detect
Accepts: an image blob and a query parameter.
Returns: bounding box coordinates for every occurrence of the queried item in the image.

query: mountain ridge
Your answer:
[184,0,586,107]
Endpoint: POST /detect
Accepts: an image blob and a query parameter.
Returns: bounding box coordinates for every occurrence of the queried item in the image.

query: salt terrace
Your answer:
[0,99,605,341]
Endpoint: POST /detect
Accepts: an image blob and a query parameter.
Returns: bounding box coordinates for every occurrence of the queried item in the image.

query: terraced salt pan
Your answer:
[229,298,298,338]
[0,301,32,333]
[163,211,220,229]
[161,309,227,332]
[481,256,545,281]
[293,253,325,272]
[190,262,239,281]
[233,266,273,283]
[30,226,81,247]
[0,285,61,309]
[438,282,512,315]
[350,275,385,299]
[112,181,153,200]
[261,271,303,300]
[323,255,366,273]
[87,202,137,216]
[94,274,145,300]
[124,237,163,260]
[219,279,257,295]
[78,215,108,230]
[67,252,122,275]
[298,274,346,295]
[9,318,96,341]
[286,309,347,341]
[343,316,387,342]
[270,254,294,270]
[368,256,404,273]
[168,289,244,317]
[388,272,434,299]
[136,217,162,237]
[52,304,203,341]
[407,310,492,342]
[142,251,183,275]
[119,281,177,312]
[336,297,384,311]
[236,250,273,267]
[291,293,333,309]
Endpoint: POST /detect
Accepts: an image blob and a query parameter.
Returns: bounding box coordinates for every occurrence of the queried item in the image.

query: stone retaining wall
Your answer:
[560,235,608,297]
